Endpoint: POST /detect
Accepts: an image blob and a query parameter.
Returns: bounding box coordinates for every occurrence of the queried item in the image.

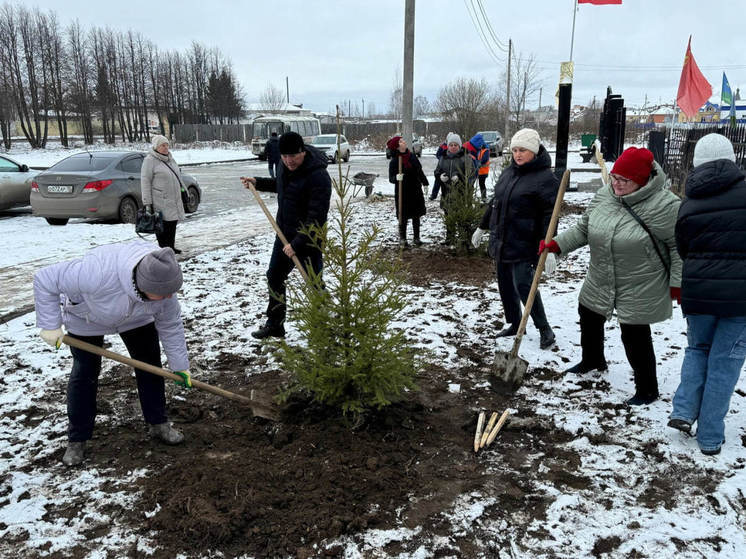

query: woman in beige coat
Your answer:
[141,135,186,253]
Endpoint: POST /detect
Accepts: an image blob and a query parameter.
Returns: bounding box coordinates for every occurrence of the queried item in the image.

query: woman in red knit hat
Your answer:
[388,136,429,247]
[540,147,682,406]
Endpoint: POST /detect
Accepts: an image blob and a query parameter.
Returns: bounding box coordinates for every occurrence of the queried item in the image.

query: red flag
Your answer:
[676,36,712,118]
[578,1,622,4]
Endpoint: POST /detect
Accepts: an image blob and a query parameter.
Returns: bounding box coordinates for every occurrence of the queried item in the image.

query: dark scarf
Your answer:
[396,149,413,169]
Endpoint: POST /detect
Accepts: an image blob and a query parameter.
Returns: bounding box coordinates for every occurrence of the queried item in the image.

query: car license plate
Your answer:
[47,185,72,193]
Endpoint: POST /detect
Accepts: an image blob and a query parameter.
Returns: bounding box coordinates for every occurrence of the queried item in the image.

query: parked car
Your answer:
[477,130,504,157]
[0,154,39,210]
[310,134,351,163]
[385,133,423,159]
[30,151,201,225]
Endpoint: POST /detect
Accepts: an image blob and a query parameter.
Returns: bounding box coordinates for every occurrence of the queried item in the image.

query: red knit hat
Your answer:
[386,136,402,151]
[610,147,654,186]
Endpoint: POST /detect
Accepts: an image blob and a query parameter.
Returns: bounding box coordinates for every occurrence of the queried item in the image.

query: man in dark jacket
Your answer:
[241,132,332,338]
[264,132,281,178]
[669,133,746,455]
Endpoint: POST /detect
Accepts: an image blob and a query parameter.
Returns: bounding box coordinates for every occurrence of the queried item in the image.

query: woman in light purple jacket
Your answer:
[33,241,191,466]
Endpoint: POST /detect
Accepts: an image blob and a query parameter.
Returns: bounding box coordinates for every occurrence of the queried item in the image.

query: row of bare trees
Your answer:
[0,4,244,149]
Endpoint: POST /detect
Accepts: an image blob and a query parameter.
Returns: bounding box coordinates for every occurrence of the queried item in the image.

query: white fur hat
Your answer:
[510,128,541,154]
[693,133,736,167]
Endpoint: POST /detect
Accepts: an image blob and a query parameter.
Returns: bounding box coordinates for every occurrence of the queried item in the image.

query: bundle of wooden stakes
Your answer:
[473,410,510,453]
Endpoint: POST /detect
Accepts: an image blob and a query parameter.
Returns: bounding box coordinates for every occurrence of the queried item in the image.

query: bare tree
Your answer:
[501,52,543,130]
[435,77,496,138]
[260,83,285,111]
[67,20,94,144]
[413,95,430,118]
[388,70,402,119]
[39,10,68,146]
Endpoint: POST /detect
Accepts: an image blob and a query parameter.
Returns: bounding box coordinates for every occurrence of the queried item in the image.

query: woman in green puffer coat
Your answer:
[540,147,682,406]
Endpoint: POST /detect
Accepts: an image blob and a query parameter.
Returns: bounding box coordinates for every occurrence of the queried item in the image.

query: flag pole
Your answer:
[569,0,578,61]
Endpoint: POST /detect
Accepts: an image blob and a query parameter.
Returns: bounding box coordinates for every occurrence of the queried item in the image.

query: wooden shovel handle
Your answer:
[61,335,278,419]
[510,169,570,357]
[244,180,310,284]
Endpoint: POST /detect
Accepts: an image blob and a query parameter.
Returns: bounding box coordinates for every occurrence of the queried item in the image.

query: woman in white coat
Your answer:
[141,135,186,253]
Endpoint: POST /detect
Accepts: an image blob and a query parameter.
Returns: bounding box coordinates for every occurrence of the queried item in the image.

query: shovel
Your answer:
[62,335,280,421]
[241,178,310,284]
[492,169,570,389]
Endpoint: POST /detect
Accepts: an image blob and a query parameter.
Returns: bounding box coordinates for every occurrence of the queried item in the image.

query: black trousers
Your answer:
[496,261,550,330]
[266,237,323,326]
[156,220,178,250]
[477,175,487,199]
[398,216,421,240]
[66,322,167,442]
[578,303,658,398]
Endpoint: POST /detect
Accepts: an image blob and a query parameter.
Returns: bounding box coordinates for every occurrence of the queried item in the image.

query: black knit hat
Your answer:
[278,132,305,154]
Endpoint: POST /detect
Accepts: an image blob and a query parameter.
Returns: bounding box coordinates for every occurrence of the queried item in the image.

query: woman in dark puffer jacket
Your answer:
[669,133,746,456]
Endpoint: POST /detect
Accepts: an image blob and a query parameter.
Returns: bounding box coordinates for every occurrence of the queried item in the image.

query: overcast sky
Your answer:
[25,0,746,114]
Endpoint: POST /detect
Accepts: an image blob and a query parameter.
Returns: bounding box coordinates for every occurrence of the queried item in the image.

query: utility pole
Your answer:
[285,76,289,104]
[362,99,365,118]
[402,0,415,149]
[505,38,512,143]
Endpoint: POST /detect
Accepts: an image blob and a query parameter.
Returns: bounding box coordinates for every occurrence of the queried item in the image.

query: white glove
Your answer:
[396,173,404,181]
[451,175,460,183]
[543,253,557,276]
[40,327,65,349]
[440,173,450,183]
[471,228,486,248]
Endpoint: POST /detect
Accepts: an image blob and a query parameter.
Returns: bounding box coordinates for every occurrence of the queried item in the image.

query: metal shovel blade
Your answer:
[491,350,528,392]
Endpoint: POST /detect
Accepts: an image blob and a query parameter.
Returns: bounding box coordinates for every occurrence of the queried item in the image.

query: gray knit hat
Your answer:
[693,133,736,167]
[446,132,462,146]
[151,135,169,149]
[135,248,183,295]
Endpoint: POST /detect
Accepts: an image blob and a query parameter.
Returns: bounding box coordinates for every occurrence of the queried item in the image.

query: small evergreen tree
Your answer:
[442,176,485,254]
[276,108,419,417]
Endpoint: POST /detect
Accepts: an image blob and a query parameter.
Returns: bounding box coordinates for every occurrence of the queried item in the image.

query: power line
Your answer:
[474,0,508,51]
[462,0,505,65]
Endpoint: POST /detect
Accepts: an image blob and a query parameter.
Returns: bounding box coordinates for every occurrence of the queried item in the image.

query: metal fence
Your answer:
[172,124,251,144]
[663,123,746,195]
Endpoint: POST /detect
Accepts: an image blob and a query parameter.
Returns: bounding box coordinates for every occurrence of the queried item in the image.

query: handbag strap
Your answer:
[160,157,184,190]
[620,199,670,275]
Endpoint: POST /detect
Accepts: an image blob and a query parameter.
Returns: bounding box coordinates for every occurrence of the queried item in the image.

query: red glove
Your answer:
[670,287,681,305]
[538,239,561,255]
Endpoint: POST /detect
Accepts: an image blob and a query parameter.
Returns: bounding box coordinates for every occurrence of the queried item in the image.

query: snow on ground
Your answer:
[1,164,743,557]
[3,140,254,169]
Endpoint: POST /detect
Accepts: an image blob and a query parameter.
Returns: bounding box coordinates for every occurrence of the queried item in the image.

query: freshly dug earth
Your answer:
[15,246,717,559]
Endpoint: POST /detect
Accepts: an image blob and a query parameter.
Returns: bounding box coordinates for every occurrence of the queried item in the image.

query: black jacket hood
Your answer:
[685,159,744,199]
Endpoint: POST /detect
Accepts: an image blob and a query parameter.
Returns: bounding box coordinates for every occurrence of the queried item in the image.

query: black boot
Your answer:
[496,323,519,337]
[667,418,693,436]
[539,326,556,349]
[565,360,608,374]
[625,392,659,406]
[251,322,285,339]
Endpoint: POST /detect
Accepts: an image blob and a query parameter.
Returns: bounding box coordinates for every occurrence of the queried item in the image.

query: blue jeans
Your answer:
[671,314,746,452]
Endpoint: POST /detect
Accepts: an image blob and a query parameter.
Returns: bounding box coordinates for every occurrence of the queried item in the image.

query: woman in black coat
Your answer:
[388,135,428,247]
[474,128,558,349]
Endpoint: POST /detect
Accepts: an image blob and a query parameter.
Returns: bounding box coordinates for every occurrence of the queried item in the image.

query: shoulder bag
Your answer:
[620,199,670,276]
[161,159,190,207]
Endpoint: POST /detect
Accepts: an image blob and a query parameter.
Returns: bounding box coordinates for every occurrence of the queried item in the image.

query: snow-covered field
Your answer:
[1,172,745,557]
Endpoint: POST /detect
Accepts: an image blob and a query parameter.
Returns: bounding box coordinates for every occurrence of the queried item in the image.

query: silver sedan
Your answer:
[0,154,39,210]
[31,151,201,225]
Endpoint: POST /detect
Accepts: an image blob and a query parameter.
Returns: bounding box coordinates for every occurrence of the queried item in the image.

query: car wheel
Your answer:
[45,217,69,226]
[343,150,350,162]
[184,185,200,213]
[118,197,138,224]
